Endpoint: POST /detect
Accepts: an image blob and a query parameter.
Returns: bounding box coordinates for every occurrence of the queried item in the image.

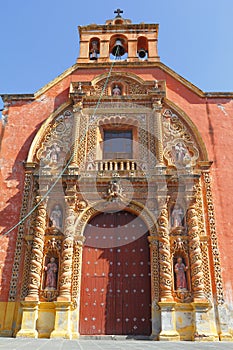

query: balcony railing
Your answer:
[87,159,140,172]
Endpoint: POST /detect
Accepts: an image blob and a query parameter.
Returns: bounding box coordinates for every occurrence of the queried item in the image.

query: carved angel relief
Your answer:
[36,110,74,169]
[162,109,199,168]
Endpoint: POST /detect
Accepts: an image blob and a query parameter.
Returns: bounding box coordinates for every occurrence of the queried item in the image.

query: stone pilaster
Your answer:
[148,236,160,339]
[70,235,85,338]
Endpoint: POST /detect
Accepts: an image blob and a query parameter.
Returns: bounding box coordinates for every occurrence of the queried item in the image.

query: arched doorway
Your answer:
[79,210,152,336]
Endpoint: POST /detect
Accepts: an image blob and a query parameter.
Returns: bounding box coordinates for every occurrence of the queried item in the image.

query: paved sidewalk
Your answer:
[0,338,232,350]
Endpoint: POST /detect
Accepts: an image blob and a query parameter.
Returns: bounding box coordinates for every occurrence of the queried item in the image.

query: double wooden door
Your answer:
[79,211,151,336]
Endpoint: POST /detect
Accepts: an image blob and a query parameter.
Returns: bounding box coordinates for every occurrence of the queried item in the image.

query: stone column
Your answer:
[153,99,164,166]
[187,198,206,301]
[58,198,76,301]
[17,197,47,338]
[157,197,180,340]
[51,196,76,339]
[70,108,81,168]
[157,201,173,301]
[25,197,47,301]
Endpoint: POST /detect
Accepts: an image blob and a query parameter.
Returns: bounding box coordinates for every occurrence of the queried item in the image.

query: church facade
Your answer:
[0,11,233,341]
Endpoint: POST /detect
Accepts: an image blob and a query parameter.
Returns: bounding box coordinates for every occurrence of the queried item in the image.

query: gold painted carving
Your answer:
[58,202,76,300]
[35,109,73,168]
[157,200,173,300]
[203,172,224,304]
[162,109,199,168]
[187,199,206,300]
[71,236,85,309]
[25,197,47,301]
[8,173,32,301]
[148,237,160,302]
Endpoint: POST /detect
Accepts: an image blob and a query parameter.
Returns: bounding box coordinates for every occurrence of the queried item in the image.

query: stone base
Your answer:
[219,333,233,341]
[16,329,38,338]
[159,330,180,341]
[50,330,72,339]
[51,301,72,339]
[16,301,39,339]
[194,333,219,342]
[71,332,80,339]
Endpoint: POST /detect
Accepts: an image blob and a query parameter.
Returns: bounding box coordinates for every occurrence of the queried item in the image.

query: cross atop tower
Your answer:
[114,9,123,18]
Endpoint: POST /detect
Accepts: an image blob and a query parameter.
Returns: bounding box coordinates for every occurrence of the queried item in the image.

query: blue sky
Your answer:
[0,0,232,111]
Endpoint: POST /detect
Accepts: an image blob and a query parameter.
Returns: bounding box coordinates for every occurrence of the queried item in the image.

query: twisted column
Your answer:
[157,201,173,300]
[187,199,206,300]
[25,197,47,301]
[58,199,76,301]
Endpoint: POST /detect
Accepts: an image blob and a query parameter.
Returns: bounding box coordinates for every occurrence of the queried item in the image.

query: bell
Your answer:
[138,48,147,59]
[90,40,99,60]
[90,51,98,60]
[112,39,125,57]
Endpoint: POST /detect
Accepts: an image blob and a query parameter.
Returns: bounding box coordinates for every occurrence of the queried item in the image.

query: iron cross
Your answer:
[114,9,123,18]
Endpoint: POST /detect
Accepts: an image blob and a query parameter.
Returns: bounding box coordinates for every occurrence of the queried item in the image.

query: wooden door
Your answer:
[79,211,151,336]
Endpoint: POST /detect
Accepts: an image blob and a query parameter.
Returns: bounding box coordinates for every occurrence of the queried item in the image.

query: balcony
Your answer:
[86,159,147,177]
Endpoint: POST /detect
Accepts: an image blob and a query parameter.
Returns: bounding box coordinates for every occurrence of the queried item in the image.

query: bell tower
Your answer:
[77,9,160,63]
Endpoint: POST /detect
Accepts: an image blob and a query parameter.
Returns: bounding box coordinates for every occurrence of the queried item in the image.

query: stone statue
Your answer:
[106,180,123,201]
[173,142,187,165]
[171,206,184,227]
[112,84,121,96]
[174,256,188,290]
[50,205,62,229]
[44,257,58,290]
[50,143,61,164]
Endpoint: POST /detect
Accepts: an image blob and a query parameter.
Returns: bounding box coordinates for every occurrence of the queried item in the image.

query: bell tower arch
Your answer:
[77,9,159,63]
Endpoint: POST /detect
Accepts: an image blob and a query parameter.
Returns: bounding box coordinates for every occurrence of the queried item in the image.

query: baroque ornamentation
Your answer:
[200,239,212,299]
[157,200,173,300]
[194,180,205,236]
[58,202,76,300]
[153,107,164,165]
[203,172,224,304]
[36,109,74,168]
[71,236,86,310]
[77,115,88,170]
[171,237,192,302]
[8,173,33,301]
[91,76,149,96]
[25,197,47,300]
[187,199,206,300]
[148,236,160,302]
[162,109,199,168]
